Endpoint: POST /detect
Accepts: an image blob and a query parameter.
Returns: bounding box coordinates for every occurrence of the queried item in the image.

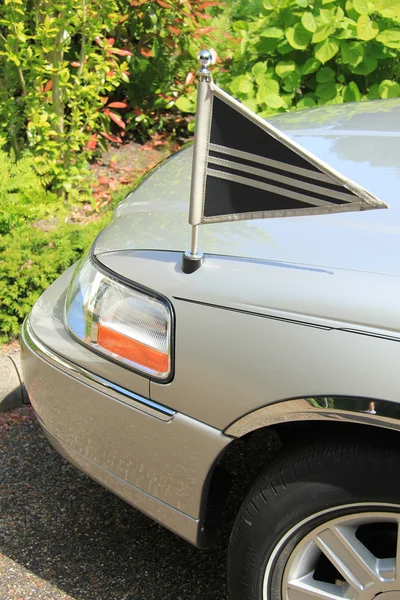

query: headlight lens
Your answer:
[65,257,172,380]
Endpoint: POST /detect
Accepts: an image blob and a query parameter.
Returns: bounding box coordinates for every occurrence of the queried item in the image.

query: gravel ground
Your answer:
[0,408,229,600]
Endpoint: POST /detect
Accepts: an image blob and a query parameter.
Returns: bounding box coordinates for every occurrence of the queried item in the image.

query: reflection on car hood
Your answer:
[94,98,400,275]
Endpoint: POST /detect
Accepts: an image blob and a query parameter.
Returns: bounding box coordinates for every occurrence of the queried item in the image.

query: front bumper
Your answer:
[21,269,231,546]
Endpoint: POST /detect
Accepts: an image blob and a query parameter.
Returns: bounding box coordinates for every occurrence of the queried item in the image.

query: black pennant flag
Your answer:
[188,82,387,226]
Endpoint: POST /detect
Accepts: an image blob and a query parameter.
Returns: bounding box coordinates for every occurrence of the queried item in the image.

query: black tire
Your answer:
[227,433,400,600]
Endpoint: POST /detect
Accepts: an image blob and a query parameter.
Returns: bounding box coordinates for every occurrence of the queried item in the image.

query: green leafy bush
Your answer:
[0,220,109,342]
[0,150,59,235]
[180,0,400,117]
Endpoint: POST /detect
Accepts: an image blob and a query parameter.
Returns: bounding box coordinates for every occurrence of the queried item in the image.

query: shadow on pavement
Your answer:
[0,408,228,600]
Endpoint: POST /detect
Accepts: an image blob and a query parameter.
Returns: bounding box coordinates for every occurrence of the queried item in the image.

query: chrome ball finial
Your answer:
[198,49,212,69]
[198,49,213,80]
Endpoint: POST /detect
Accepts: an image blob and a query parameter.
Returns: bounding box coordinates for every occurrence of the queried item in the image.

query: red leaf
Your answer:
[100,96,109,105]
[107,101,128,108]
[122,70,130,77]
[85,135,98,150]
[168,25,180,35]
[139,47,153,58]
[111,48,133,57]
[44,80,53,92]
[185,71,195,85]
[108,37,115,46]
[106,70,115,77]
[95,36,103,46]
[70,61,80,68]
[104,109,126,129]
[156,0,170,6]
[133,107,143,116]
[100,132,122,143]
[195,27,216,35]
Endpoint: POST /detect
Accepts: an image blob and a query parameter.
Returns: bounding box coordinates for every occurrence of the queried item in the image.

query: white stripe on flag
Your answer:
[209,143,335,184]
[206,168,339,208]
[207,156,354,203]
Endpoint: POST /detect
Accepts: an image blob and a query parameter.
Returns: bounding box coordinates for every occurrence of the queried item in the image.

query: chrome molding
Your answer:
[225,396,400,437]
[23,319,175,422]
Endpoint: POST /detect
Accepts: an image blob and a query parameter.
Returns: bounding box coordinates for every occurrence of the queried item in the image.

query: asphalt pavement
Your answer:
[0,408,229,600]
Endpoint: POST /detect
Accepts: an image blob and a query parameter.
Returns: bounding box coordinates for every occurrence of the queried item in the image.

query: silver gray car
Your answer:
[22,98,400,600]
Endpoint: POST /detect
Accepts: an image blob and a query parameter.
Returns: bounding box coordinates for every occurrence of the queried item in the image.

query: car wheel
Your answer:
[227,434,400,600]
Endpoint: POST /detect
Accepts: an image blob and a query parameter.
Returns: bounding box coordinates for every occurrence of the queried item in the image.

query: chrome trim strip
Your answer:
[23,319,175,421]
[206,167,338,208]
[224,396,400,437]
[207,156,355,203]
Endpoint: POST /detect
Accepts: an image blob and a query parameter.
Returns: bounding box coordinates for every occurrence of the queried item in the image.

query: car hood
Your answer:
[94,98,400,275]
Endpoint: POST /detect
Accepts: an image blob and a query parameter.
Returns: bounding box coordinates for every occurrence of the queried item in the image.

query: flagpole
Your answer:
[182,49,213,274]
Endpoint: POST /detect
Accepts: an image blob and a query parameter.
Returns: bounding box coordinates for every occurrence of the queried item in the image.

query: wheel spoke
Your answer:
[315,525,379,593]
[287,572,347,600]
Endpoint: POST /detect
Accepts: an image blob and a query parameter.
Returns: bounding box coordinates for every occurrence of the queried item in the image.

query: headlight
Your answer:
[65,257,172,380]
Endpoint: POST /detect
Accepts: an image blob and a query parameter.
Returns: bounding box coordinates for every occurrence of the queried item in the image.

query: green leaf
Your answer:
[336,19,358,39]
[264,93,284,108]
[297,95,317,109]
[276,60,296,78]
[277,40,294,55]
[319,7,336,23]
[243,99,259,113]
[257,78,280,103]
[230,75,254,95]
[301,57,321,74]
[375,0,400,19]
[315,80,337,99]
[351,55,378,74]
[357,15,379,40]
[343,81,361,101]
[379,79,400,98]
[312,24,334,43]
[256,38,279,54]
[174,96,195,112]
[261,27,284,38]
[286,24,311,50]
[341,41,364,65]
[316,66,335,82]
[282,71,301,91]
[187,120,195,133]
[315,38,339,63]
[252,62,267,78]
[376,29,400,48]
[301,12,317,33]
[367,83,381,99]
[353,0,370,13]
[295,0,309,6]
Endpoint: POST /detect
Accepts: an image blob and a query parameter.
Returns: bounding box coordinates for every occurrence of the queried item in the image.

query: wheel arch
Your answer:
[198,395,400,548]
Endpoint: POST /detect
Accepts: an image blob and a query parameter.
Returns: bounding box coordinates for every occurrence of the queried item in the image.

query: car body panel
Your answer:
[97,249,400,430]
